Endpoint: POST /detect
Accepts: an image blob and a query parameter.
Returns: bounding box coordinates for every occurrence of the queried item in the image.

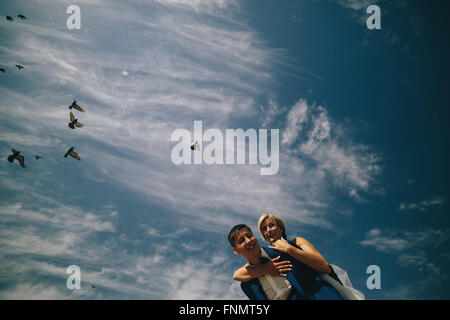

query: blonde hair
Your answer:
[257,214,287,242]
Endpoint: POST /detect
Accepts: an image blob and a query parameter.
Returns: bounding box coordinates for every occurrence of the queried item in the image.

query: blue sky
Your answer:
[0,0,449,299]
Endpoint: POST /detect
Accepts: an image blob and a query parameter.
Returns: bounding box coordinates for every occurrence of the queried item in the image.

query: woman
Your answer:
[233,214,343,300]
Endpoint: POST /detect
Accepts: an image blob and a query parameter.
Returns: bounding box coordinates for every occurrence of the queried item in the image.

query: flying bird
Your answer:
[69,100,85,112]
[33,155,42,160]
[0,68,5,74]
[15,64,24,70]
[190,140,200,151]
[64,147,80,160]
[68,111,84,129]
[7,148,26,167]
[6,16,14,22]
[18,14,27,20]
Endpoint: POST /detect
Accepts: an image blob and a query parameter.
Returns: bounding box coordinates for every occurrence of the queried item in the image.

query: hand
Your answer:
[263,256,292,277]
[268,237,292,254]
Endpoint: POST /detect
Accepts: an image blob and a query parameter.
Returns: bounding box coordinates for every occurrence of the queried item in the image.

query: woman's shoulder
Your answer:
[292,236,310,247]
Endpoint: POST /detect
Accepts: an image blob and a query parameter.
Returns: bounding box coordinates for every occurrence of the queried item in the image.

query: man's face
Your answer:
[232,227,261,260]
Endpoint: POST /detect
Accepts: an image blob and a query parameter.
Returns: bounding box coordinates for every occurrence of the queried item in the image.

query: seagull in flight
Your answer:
[64,146,81,160]
[0,68,5,74]
[190,140,200,151]
[68,111,84,129]
[33,155,43,160]
[7,148,26,167]
[6,16,14,22]
[69,100,85,112]
[18,14,27,20]
[15,64,24,70]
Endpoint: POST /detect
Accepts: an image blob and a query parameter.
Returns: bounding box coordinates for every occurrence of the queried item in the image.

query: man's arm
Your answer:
[233,256,292,282]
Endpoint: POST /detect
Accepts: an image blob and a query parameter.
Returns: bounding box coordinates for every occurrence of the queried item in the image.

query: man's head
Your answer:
[228,224,262,263]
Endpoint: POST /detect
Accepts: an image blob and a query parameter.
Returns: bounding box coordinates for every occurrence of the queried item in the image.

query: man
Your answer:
[229,224,305,300]
[228,224,343,300]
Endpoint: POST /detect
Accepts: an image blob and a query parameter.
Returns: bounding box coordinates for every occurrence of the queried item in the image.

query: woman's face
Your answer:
[260,217,283,243]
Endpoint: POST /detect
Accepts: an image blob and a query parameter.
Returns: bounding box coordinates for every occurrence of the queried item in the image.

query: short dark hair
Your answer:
[228,224,251,247]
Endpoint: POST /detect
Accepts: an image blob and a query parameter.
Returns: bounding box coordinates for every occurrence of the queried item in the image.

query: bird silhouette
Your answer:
[190,140,200,151]
[33,155,42,160]
[0,68,5,74]
[64,147,80,160]
[69,100,85,112]
[17,14,27,20]
[6,16,14,22]
[15,64,24,70]
[7,148,26,167]
[68,111,84,129]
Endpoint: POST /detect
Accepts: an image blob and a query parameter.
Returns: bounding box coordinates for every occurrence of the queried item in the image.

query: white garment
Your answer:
[257,248,292,300]
[320,264,365,300]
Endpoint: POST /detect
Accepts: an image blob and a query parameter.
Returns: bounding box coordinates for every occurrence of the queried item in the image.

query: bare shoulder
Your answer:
[294,237,318,249]
[294,237,309,247]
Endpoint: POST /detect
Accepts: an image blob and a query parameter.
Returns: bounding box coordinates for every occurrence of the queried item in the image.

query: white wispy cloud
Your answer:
[281,99,309,146]
[360,227,450,298]
[2,0,339,233]
[360,227,450,273]
[361,228,450,252]
[337,0,378,11]
[279,99,381,195]
[398,196,446,212]
[1,0,386,299]
[359,228,409,253]
[0,175,244,299]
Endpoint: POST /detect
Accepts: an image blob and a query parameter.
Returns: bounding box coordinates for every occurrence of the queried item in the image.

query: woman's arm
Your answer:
[269,237,332,274]
[232,256,292,282]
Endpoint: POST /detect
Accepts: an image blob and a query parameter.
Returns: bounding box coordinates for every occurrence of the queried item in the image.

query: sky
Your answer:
[0,0,449,299]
